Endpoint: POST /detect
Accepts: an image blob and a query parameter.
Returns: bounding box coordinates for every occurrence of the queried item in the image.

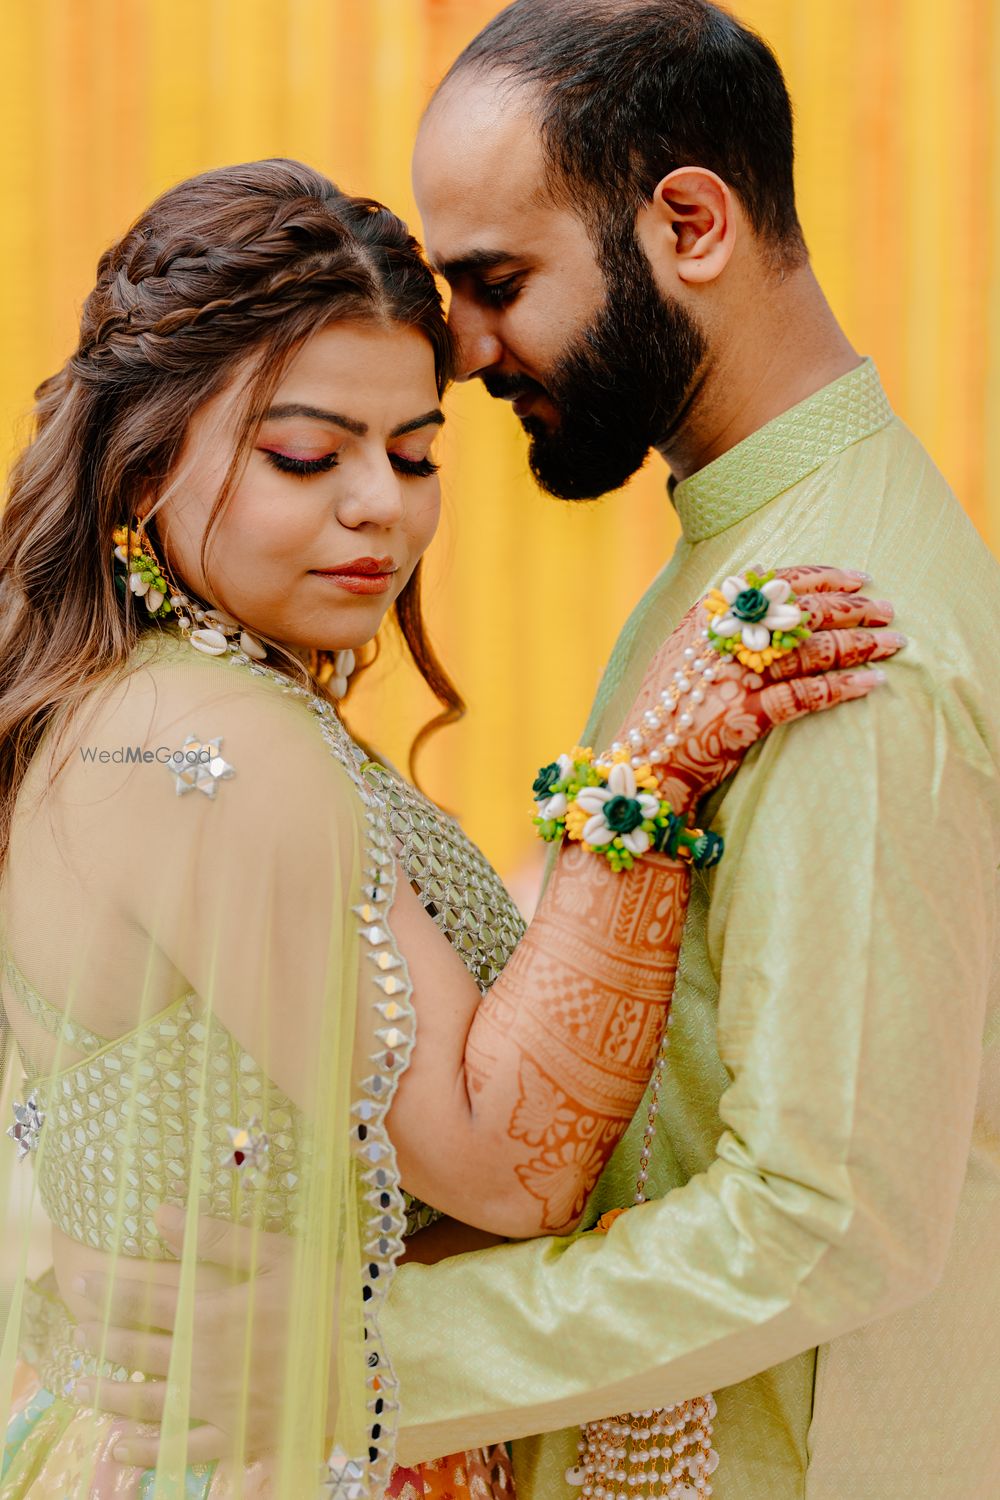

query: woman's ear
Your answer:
[637,167,736,286]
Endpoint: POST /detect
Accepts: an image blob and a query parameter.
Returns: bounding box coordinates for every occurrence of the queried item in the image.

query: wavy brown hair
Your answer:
[0,159,464,867]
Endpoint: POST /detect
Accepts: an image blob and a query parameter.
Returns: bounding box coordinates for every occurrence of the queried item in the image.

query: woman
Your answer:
[0,160,896,1498]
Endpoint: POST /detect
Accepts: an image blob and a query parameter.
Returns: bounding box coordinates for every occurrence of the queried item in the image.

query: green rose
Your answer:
[731,587,770,624]
[532,762,562,798]
[690,830,725,869]
[602,795,645,835]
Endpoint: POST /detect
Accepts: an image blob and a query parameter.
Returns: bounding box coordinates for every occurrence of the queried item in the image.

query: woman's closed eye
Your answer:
[390,452,440,478]
[261,448,339,478]
[259,446,439,480]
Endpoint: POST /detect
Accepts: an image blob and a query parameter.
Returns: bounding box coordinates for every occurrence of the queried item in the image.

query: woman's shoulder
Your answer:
[44,633,363,828]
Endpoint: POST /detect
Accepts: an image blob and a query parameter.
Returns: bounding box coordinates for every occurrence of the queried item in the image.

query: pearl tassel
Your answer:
[571,630,720,1498]
[566,1017,720,1496]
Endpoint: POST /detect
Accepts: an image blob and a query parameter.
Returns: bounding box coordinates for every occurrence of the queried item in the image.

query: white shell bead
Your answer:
[239,630,267,661]
[129,573,149,595]
[335,648,356,678]
[189,627,229,655]
[203,607,239,629]
[144,588,164,612]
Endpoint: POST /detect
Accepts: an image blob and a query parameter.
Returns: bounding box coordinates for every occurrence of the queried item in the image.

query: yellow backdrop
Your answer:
[2,0,997,889]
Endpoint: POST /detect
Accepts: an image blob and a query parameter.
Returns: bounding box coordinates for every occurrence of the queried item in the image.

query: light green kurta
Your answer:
[384,360,1000,1497]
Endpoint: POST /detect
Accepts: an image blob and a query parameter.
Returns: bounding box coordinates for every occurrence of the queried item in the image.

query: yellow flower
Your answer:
[633,765,659,793]
[610,746,631,765]
[570,745,593,763]
[703,589,729,619]
[565,803,590,842]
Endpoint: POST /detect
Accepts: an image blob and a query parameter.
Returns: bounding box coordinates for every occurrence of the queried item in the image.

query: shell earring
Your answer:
[318,648,356,700]
[112,518,267,663]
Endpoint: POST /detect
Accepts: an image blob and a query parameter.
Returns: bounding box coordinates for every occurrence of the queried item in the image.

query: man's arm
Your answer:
[382,666,996,1466]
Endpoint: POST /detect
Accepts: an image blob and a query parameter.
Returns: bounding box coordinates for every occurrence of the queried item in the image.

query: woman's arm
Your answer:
[383,568,896,1236]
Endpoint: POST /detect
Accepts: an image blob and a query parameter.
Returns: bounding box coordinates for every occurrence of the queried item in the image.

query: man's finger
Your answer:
[153,1203,275,1274]
[110,1422,230,1469]
[774,565,870,595]
[73,1375,167,1423]
[75,1323,173,1378]
[754,667,887,727]
[77,1275,181,1333]
[796,591,895,631]
[766,629,906,681]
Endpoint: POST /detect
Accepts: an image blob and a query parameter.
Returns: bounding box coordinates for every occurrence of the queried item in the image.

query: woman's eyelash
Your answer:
[262,449,438,479]
[263,450,339,477]
[391,455,440,478]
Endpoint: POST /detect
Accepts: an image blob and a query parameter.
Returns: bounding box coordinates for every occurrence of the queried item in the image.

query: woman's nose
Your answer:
[336,455,406,531]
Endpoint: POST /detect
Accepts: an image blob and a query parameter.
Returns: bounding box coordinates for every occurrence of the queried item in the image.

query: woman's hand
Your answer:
[622,566,902,815]
[71,1207,299,1468]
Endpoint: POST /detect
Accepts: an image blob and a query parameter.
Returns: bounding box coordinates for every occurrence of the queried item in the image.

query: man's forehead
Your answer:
[413,74,552,261]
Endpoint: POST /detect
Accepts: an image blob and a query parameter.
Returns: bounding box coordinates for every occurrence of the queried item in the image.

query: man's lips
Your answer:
[311,556,397,595]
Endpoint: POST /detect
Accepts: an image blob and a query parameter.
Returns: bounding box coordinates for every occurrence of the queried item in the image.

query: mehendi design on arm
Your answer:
[466,843,690,1231]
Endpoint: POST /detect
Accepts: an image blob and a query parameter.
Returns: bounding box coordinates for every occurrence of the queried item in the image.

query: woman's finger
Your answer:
[110,1422,230,1469]
[796,591,895,631]
[773,565,870,595]
[73,1375,166,1422]
[75,1323,173,1379]
[77,1274,181,1333]
[766,628,906,681]
[752,667,887,727]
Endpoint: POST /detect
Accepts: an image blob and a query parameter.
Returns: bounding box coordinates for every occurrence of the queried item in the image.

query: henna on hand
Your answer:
[617,566,901,812]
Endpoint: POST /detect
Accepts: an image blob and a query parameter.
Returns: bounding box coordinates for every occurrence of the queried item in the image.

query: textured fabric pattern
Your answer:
[382,364,1000,1500]
[1,635,526,1496]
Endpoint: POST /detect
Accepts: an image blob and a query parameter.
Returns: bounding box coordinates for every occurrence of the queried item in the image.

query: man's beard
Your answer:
[485,231,706,501]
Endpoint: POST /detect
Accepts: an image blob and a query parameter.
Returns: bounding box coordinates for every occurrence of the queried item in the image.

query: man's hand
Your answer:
[72,1205,298,1467]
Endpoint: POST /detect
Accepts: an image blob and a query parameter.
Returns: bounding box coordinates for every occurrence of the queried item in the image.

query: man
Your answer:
[79,2,998,1494]
[380,1,1000,1494]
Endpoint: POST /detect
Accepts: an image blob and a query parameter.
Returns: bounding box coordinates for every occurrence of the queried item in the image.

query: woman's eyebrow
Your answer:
[265,403,367,435]
[390,410,445,438]
[262,404,445,439]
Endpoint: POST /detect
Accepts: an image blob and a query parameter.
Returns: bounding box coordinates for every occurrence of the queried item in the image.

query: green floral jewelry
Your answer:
[533,748,723,873]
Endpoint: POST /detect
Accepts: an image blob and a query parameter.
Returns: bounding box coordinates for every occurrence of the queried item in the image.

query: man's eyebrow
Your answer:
[262,404,444,440]
[432,249,516,281]
[390,410,445,438]
[264,403,367,435]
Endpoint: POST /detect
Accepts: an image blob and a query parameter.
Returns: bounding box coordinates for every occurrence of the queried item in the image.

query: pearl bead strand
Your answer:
[592,633,716,776]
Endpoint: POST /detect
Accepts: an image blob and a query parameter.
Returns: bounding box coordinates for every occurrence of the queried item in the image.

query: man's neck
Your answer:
[660,266,861,482]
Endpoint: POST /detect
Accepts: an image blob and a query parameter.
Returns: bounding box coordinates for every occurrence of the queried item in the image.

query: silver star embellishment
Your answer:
[165,735,235,798]
[7,1092,44,1160]
[224,1116,270,1176]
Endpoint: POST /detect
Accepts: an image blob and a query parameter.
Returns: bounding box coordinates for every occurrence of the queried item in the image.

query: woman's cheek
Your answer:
[408,481,442,552]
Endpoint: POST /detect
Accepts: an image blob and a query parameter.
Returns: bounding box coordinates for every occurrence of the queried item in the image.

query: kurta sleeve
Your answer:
[381,653,998,1466]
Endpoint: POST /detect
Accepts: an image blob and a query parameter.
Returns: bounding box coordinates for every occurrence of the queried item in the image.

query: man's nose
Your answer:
[448,299,504,382]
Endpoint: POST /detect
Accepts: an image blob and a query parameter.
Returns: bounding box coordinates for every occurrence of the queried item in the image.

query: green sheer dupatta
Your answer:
[0,636,415,1496]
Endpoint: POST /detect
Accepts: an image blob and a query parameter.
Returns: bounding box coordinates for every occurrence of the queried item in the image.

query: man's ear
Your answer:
[637,167,736,286]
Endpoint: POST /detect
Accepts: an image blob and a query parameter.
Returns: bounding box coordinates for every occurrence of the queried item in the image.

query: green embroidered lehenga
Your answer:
[0,631,523,1497]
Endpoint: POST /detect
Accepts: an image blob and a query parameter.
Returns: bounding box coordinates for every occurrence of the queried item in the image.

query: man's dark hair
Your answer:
[441,0,807,268]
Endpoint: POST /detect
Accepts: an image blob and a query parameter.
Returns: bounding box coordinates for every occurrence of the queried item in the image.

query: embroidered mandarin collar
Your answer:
[670,358,894,543]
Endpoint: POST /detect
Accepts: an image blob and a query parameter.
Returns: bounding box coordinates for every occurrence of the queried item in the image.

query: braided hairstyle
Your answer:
[0,159,461,866]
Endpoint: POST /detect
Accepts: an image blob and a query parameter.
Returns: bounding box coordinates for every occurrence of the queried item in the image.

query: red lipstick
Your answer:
[311,556,397,595]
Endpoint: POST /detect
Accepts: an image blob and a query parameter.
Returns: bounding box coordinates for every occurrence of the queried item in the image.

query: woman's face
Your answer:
[154,320,444,652]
